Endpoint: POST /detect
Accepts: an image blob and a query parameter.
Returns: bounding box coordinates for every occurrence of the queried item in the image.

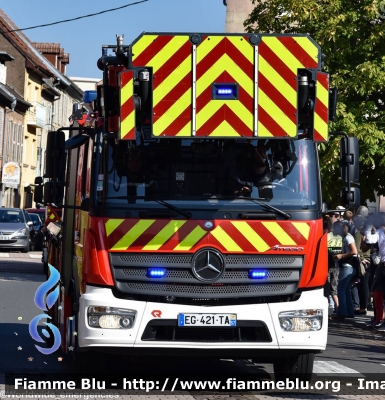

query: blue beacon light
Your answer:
[217,88,234,95]
[249,270,268,279]
[147,268,167,278]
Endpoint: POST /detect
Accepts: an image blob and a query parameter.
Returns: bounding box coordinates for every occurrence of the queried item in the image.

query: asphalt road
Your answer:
[1,253,385,399]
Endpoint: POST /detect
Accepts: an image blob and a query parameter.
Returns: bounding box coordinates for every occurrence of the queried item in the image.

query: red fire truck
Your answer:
[35,33,359,379]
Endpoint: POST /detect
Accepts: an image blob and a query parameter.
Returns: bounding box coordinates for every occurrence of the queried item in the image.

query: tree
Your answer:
[245,0,385,205]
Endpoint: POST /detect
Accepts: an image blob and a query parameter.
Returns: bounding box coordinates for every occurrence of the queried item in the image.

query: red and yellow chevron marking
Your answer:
[45,206,61,225]
[195,36,254,137]
[119,70,135,140]
[258,36,319,138]
[132,34,193,137]
[313,72,329,142]
[105,219,311,253]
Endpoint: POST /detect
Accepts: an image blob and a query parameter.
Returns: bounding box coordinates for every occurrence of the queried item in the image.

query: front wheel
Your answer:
[21,242,30,253]
[273,353,315,382]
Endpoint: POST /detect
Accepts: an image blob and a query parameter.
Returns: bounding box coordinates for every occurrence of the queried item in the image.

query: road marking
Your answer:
[29,254,41,259]
[381,364,385,367]
[0,253,10,257]
[314,361,361,374]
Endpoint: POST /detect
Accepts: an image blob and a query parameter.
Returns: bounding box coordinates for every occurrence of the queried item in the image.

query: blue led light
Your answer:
[147,268,166,278]
[249,270,267,279]
[217,88,233,95]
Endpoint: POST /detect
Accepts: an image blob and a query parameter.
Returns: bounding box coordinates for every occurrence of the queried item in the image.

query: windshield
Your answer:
[95,138,319,213]
[0,210,24,223]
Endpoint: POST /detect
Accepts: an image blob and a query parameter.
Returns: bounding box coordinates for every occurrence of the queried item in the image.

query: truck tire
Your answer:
[273,353,315,382]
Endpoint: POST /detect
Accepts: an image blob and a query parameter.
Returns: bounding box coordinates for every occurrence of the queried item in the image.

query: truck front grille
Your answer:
[110,252,303,303]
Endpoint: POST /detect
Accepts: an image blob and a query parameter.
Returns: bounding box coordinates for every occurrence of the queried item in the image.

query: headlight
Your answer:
[12,228,27,236]
[87,306,136,329]
[279,309,323,332]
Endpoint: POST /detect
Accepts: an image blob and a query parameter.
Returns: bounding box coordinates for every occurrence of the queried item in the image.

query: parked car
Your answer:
[0,208,33,252]
[25,207,46,225]
[27,212,45,251]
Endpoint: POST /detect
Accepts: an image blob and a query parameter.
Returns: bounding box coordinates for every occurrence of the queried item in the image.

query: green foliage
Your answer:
[245,0,385,204]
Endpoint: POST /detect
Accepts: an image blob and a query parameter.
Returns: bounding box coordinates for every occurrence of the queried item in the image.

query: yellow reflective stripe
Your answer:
[49,214,55,220]
[132,35,158,62]
[209,120,240,137]
[314,113,328,140]
[211,226,242,252]
[153,89,191,136]
[143,220,186,251]
[121,113,135,136]
[292,222,310,240]
[259,55,296,107]
[262,37,305,74]
[121,77,133,104]
[197,98,252,130]
[105,219,124,237]
[227,36,253,63]
[153,53,191,108]
[196,100,222,127]
[258,89,297,137]
[174,226,207,251]
[231,222,270,252]
[196,54,253,98]
[257,122,274,137]
[294,37,319,64]
[111,220,155,250]
[174,121,192,136]
[146,36,189,74]
[317,83,329,108]
[262,222,297,245]
[195,35,223,62]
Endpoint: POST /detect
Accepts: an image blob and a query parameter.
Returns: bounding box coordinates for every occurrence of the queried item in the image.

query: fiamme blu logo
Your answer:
[29,264,61,354]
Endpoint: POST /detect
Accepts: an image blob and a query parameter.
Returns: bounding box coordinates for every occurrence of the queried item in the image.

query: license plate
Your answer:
[0,236,10,240]
[178,313,237,327]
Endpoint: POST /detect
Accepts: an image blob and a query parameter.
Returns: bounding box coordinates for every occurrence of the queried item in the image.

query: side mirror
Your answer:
[27,221,33,226]
[340,136,359,184]
[340,187,360,209]
[34,176,44,204]
[329,88,338,122]
[45,131,66,181]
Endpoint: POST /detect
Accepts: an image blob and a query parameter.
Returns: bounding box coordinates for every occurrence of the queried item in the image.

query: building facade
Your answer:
[0,9,83,208]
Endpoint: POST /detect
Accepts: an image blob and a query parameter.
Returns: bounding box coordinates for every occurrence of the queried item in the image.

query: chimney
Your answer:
[225,0,255,33]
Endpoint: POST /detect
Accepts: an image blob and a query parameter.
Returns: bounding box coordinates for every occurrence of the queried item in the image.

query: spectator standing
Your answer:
[371,214,385,329]
[354,215,371,315]
[331,221,358,321]
[343,210,354,233]
[326,221,343,312]
[351,206,369,237]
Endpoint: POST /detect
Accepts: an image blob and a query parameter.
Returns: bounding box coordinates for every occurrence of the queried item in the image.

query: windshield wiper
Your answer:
[237,197,291,220]
[155,200,192,219]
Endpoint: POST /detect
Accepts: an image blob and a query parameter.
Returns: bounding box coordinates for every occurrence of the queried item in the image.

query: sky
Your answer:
[1,0,227,79]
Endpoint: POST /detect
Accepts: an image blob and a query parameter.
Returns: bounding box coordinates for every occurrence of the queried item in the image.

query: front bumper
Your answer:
[0,236,29,249]
[78,286,328,353]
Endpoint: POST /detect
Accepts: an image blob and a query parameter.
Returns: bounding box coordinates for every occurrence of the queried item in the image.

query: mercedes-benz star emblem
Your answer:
[204,221,213,230]
[191,249,225,283]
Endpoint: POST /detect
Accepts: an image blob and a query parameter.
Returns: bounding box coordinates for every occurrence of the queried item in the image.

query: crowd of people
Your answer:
[324,206,385,330]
